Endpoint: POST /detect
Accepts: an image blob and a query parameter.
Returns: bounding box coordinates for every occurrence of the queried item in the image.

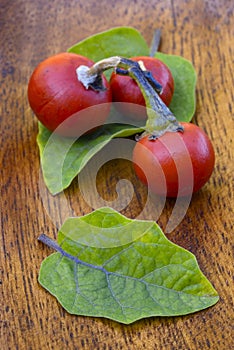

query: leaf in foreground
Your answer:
[155,52,197,122]
[38,207,219,324]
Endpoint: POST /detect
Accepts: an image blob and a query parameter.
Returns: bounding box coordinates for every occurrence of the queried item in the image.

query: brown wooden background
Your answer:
[1,0,233,349]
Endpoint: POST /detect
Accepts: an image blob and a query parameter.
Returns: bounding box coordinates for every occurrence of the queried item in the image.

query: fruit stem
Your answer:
[77,56,183,138]
[116,57,183,138]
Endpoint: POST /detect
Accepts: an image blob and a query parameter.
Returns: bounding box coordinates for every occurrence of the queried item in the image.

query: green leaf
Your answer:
[155,52,197,122]
[37,122,141,195]
[68,27,149,79]
[38,207,219,324]
[68,26,149,61]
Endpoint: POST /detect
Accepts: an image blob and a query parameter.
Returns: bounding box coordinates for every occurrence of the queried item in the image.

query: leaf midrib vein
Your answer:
[54,242,204,297]
[41,235,209,299]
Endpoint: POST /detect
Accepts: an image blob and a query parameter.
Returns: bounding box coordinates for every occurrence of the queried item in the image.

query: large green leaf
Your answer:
[37,122,141,195]
[155,52,197,122]
[38,207,219,324]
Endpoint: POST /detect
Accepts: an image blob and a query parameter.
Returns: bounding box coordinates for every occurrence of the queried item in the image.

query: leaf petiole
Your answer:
[149,28,161,57]
[38,234,103,271]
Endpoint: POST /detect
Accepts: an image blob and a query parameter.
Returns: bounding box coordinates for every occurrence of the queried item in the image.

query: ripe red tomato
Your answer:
[110,56,174,121]
[132,122,215,197]
[28,52,112,137]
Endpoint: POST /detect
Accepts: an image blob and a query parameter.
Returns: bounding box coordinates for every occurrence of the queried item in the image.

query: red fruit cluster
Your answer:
[28,52,214,197]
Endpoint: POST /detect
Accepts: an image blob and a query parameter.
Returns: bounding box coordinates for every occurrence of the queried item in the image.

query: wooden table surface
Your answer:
[1,0,233,349]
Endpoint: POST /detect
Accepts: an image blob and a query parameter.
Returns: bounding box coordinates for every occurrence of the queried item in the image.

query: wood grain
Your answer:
[1,0,233,349]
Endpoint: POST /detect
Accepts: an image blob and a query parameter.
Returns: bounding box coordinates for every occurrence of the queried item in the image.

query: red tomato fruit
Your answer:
[110,56,174,121]
[28,52,112,137]
[132,122,215,197]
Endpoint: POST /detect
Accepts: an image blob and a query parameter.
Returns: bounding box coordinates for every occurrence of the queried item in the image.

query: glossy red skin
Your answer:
[28,53,112,136]
[133,122,215,197]
[110,56,174,121]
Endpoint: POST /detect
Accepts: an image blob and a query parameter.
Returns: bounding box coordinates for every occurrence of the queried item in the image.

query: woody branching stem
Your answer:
[77,56,183,139]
